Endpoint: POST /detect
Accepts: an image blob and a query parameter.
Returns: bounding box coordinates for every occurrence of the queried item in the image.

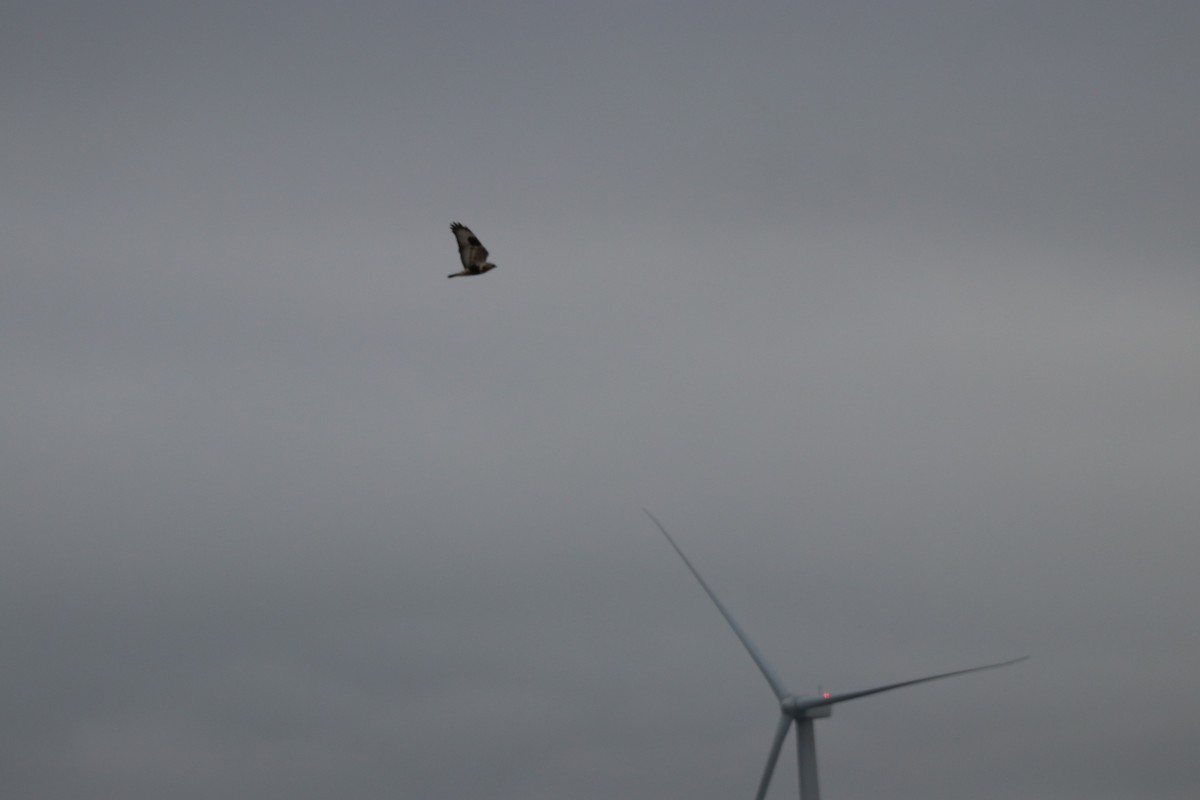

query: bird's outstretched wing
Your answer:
[450,222,488,269]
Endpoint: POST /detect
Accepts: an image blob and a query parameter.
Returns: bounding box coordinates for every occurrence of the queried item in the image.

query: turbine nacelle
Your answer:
[781,695,833,719]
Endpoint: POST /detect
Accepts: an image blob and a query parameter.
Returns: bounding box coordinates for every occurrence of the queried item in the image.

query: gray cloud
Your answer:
[3,2,1198,798]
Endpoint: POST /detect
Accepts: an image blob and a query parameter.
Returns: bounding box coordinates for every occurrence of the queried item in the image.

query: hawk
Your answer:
[448,222,497,278]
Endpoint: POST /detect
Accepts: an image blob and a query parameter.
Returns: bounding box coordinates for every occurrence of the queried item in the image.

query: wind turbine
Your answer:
[644,511,1026,800]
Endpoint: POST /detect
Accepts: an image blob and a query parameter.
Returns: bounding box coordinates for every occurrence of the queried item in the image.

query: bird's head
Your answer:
[480,262,497,273]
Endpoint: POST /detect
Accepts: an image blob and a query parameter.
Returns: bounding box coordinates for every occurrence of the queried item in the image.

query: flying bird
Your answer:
[448,222,497,278]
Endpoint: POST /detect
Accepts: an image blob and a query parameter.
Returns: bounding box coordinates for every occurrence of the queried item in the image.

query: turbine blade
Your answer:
[755,712,792,800]
[644,510,790,700]
[800,656,1028,711]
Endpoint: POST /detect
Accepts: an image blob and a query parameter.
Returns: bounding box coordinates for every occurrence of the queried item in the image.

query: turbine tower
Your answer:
[644,511,1025,800]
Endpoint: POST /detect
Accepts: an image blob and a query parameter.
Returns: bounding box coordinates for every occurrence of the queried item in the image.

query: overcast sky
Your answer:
[3,2,1199,798]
